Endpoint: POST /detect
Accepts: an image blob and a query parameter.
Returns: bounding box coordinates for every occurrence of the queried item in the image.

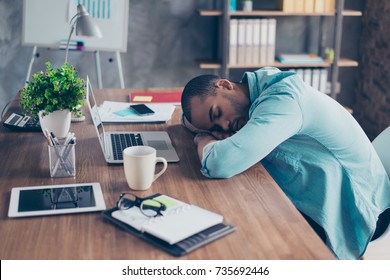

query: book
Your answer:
[259,19,268,65]
[266,19,277,65]
[129,91,182,105]
[303,68,312,85]
[319,68,328,94]
[314,0,325,13]
[237,19,246,65]
[324,0,335,13]
[276,53,325,64]
[311,68,321,90]
[102,193,236,256]
[277,0,294,12]
[252,19,261,65]
[295,0,305,12]
[304,0,315,13]
[289,68,325,91]
[229,19,238,66]
[245,19,254,65]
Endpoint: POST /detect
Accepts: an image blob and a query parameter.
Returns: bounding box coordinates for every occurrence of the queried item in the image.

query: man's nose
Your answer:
[217,119,230,132]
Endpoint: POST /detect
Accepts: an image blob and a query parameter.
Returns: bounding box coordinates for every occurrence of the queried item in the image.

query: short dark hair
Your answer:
[181,74,220,122]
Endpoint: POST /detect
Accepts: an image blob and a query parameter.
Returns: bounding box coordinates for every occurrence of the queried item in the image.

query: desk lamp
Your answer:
[65,4,102,63]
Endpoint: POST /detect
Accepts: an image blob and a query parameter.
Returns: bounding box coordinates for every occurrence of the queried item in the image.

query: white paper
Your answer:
[98,101,175,123]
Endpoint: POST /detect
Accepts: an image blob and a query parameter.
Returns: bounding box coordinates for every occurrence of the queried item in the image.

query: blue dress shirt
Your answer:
[199,67,390,259]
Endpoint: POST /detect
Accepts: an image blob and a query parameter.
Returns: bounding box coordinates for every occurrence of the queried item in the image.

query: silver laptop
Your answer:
[86,77,179,164]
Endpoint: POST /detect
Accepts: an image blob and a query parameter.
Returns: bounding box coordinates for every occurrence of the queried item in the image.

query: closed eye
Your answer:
[210,106,221,121]
[209,106,222,131]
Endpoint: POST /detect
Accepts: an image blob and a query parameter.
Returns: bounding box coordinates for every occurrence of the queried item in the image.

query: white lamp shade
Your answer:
[75,4,103,38]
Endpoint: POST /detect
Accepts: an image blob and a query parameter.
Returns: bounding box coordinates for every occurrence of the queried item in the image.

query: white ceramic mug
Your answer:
[123,146,168,191]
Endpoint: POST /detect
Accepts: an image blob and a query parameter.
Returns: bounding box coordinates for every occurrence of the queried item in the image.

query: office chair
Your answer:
[364,126,390,260]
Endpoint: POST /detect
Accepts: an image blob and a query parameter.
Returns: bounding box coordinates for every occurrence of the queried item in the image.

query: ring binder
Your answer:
[102,193,236,256]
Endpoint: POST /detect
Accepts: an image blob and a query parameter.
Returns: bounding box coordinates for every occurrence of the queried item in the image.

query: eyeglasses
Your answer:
[117,193,166,217]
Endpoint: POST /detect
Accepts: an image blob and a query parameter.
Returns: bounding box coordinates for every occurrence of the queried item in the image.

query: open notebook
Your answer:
[102,193,235,256]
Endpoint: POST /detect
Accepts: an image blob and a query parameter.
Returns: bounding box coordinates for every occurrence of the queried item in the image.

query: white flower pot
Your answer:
[39,110,71,139]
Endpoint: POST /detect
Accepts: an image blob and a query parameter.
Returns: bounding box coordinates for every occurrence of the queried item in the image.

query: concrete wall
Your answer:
[0,0,217,116]
[354,0,390,140]
[1,0,365,118]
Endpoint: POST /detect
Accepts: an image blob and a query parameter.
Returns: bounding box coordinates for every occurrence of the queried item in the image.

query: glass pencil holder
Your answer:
[48,143,76,178]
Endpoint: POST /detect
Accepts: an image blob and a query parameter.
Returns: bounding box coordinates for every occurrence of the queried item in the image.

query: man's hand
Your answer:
[182,114,234,140]
[211,131,234,140]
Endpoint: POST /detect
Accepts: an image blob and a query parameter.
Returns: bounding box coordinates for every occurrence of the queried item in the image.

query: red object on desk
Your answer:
[129,92,182,104]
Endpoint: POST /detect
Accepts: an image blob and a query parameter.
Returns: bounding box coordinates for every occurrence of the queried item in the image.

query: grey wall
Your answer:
[0,0,364,117]
[0,0,217,115]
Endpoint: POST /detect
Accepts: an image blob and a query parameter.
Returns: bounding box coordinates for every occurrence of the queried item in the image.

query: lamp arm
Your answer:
[64,12,81,64]
[64,23,75,64]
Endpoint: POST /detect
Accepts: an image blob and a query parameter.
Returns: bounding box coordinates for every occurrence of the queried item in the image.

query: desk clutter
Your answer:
[43,129,76,178]
[97,101,175,123]
[2,112,41,132]
[102,193,236,256]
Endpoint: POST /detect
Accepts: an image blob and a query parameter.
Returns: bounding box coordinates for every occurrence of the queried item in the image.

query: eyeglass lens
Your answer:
[117,193,138,210]
[118,193,166,217]
[140,199,165,217]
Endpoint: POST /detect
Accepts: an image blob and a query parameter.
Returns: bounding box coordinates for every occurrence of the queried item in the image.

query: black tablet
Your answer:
[8,182,106,218]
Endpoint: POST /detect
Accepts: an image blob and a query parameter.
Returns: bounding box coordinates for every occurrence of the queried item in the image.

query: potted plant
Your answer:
[20,61,86,138]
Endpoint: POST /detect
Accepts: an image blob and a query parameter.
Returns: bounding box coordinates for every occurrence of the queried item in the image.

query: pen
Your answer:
[51,145,72,176]
[62,137,76,168]
[63,132,75,146]
[52,136,76,176]
[44,129,54,146]
[50,132,61,146]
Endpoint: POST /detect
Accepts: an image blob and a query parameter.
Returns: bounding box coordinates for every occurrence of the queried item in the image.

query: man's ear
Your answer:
[215,79,233,90]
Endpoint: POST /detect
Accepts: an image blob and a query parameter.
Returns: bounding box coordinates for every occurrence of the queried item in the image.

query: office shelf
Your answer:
[197,58,357,69]
[198,9,361,17]
[196,0,362,99]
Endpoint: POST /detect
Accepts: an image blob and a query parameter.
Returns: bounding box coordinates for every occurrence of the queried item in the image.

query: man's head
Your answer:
[181,74,250,134]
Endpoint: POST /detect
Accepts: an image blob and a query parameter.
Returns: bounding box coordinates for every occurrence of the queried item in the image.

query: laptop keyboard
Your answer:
[111,133,144,160]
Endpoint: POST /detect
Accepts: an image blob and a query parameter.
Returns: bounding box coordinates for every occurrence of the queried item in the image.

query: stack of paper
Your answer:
[97,101,175,123]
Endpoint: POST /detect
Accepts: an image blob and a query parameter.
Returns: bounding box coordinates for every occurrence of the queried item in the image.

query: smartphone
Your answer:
[129,104,155,116]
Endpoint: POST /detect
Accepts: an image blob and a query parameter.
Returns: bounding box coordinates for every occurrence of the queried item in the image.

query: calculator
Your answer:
[2,113,41,132]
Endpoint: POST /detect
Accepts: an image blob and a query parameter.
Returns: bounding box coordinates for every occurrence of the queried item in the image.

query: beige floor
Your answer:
[364,230,390,260]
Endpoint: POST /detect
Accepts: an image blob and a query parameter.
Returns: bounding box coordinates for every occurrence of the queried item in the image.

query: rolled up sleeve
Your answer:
[200,91,303,178]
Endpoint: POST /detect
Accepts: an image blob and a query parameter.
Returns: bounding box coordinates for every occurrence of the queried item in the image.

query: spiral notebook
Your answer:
[101,193,235,256]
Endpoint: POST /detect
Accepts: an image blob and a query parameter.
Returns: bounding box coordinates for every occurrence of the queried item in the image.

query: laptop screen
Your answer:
[86,77,107,154]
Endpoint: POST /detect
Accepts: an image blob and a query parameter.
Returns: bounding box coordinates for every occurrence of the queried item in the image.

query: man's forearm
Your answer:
[194,133,217,162]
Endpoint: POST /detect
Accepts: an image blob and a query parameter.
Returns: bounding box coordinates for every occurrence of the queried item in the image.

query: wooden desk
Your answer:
[0,88,334,260]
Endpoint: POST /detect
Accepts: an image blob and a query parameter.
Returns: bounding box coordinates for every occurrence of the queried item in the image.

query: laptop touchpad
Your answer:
[147,140,169,150]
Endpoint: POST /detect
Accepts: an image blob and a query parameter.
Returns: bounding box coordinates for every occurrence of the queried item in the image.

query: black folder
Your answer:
[101,193,236,256]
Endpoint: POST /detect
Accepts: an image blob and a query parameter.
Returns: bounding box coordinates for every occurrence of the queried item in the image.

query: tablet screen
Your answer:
[18,185,95,212]
[8,182,106,217]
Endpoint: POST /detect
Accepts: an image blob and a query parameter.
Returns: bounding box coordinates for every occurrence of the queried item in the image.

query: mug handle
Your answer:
[153,157,168,181]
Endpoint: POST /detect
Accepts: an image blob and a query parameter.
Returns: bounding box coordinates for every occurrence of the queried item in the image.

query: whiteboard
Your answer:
[22,0,129,52]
